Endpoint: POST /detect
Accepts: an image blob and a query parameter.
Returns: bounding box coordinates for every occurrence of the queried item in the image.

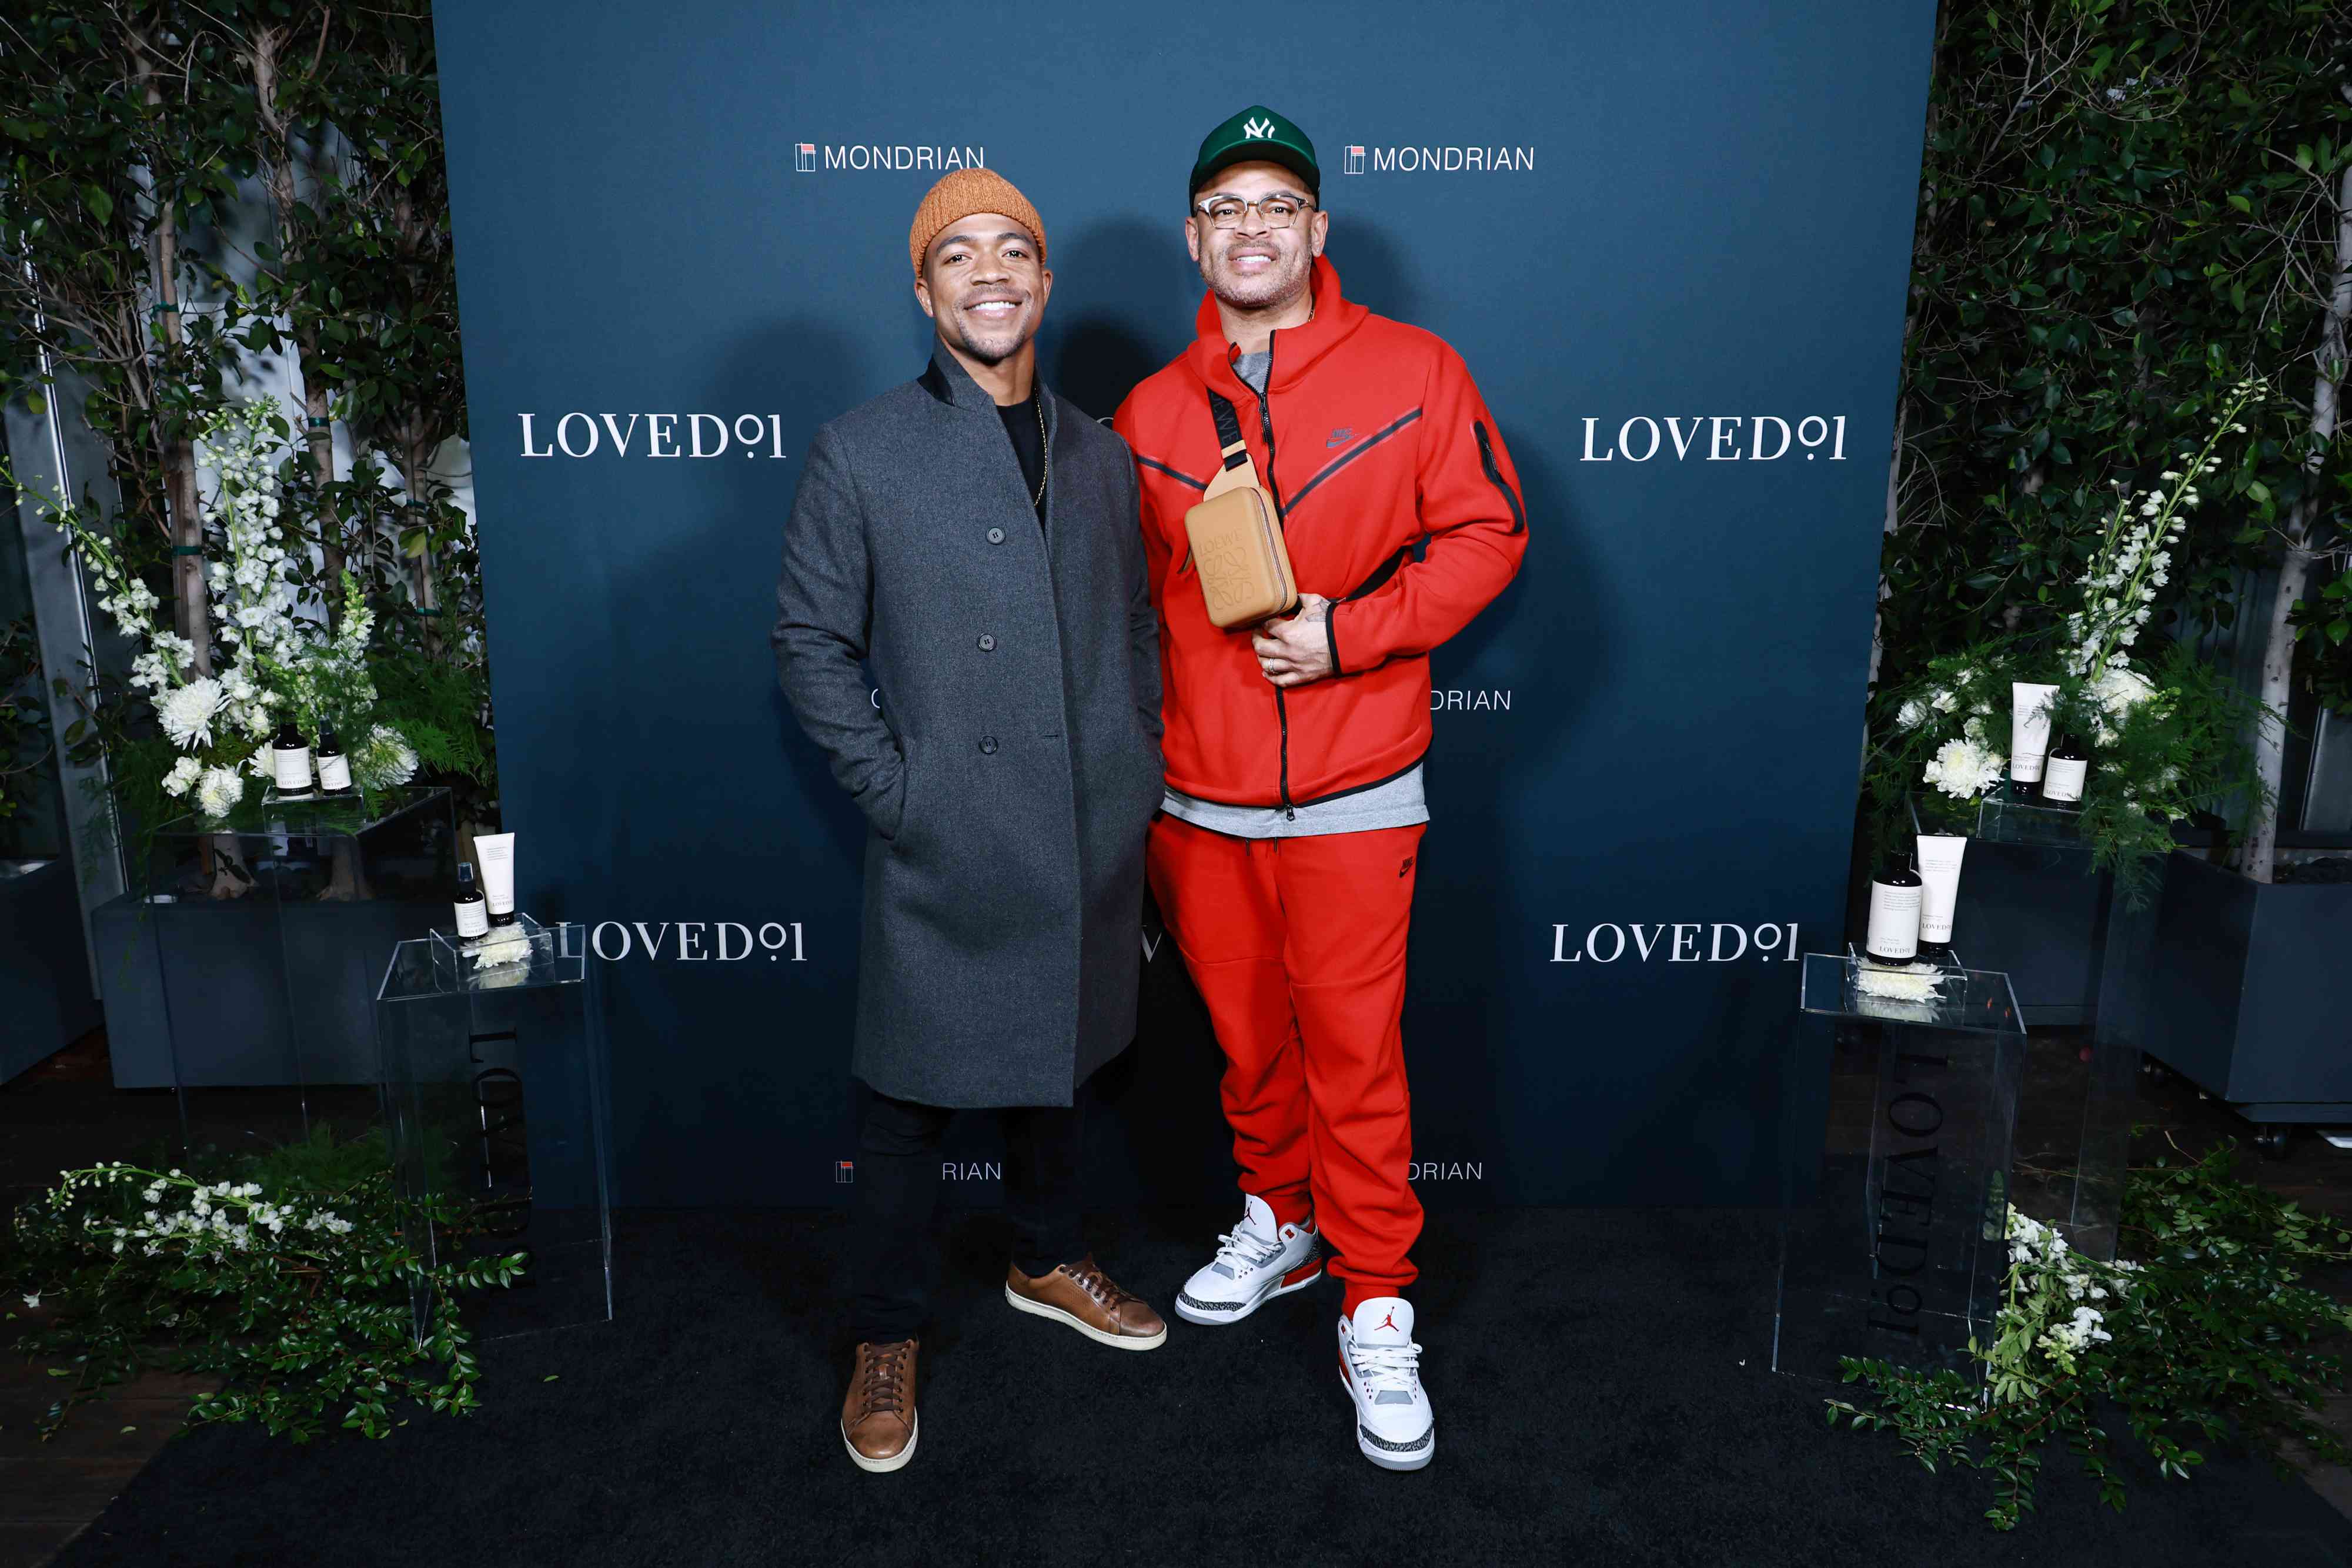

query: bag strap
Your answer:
[1201,389,1263,502]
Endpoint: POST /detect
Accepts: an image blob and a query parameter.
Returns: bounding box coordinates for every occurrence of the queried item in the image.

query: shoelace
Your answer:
[1065,1262,1136,1310]
[857,1340,913,1416]
[1349,1338,1424,1396]
[1212,1224,1284,1275]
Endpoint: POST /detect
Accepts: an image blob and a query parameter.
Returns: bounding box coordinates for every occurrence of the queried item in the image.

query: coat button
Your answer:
[978,633,996,651]
[987,527,1005,544]
[978,735,998,755]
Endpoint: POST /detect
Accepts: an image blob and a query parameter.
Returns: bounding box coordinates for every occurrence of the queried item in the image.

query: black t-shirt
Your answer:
[997,387,1046,525]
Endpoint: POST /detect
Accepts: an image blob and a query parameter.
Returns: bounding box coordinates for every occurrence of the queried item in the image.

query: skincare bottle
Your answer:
[315,726,351,795]
[2042,735,2089,804]
[452,860,489,940]
[1865,857,1923,965]
[270,721,313,798]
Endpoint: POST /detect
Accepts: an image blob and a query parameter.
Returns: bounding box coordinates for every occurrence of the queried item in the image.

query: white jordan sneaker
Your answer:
[1172,1195,1322,1325]
[1338,1296,1435,1470]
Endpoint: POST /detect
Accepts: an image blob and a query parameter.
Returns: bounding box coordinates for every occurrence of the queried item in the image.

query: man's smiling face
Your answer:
[1187,161,1325,313]
[914,214,1051,365]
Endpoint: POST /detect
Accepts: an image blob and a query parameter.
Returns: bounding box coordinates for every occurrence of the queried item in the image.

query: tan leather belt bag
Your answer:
[1184,389,1298,628]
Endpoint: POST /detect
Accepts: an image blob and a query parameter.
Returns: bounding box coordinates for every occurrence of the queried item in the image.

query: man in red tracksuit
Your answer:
[1113,105,1527,1472]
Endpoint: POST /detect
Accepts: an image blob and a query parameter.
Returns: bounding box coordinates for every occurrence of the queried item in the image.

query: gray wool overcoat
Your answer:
[771,347,1165,1108]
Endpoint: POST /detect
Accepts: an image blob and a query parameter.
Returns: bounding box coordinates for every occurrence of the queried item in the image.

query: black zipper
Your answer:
[1474,420,1527,534]
[1254,331,1295,818]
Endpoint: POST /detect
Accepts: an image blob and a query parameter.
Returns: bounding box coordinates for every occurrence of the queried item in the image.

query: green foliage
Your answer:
[3,1129,525,1443]
[2289,559,2352,714]
[0,615,54,827]
[1827,1145,2352,1531]
[0,2,497,848]
[2062,641,2270,882]
[1887,1,2352,714]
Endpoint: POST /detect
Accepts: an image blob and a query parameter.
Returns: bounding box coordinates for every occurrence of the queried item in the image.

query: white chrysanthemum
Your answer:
[354,724,418,790]
[162,756,203,797]
[1923,738,2005,801]
[194,765,246,820]
[156,677,226,748]
[1896,697,1929,730]
[2092,666,2156,716]
[1929,687,1957,713]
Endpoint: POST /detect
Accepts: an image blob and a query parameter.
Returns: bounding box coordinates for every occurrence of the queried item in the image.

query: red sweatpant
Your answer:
[1146,812,1425,1306]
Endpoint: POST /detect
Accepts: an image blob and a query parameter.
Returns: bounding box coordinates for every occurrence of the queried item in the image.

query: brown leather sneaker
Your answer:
[1003,1255,1168,1350]
[840,1338,919,1473]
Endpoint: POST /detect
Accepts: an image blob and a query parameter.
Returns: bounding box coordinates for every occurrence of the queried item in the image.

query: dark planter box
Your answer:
[2142,851,2352,1122]
[1945,838,2110,1027]
[0,859,101,1084]
[89,889,435,1089]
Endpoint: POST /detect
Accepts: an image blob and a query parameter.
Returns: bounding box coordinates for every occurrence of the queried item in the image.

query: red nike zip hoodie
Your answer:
[1112,255,1528,811]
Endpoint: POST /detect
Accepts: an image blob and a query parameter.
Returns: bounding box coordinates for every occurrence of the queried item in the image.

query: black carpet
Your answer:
[48,1207,2352,1568]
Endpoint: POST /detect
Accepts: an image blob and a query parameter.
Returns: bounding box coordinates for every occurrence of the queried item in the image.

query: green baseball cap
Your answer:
[1188,105,1320,202]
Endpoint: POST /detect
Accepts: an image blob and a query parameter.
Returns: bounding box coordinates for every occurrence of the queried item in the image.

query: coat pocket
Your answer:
[887,738,922,852]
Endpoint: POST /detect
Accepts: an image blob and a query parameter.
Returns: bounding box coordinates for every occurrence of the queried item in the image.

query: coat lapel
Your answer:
[921,345,1064,545]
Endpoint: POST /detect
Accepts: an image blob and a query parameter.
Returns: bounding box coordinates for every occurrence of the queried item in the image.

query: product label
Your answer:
[2010,751,2046,783]
[2042,755,2087,803]
[272,745,312,791]
[317,753,351,790]
[456,901,490,938]
[1866,881,1922,961]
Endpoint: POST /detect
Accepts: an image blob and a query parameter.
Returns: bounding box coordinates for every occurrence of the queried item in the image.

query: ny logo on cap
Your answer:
[1244,116,1275,140]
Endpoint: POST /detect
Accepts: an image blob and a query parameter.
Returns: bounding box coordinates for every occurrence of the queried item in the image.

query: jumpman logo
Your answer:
[1376,1308,1399,1333]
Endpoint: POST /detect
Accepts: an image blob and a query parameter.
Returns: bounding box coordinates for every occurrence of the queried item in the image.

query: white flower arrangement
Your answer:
[37,398,412,823]
[1997,1207,2140,1383]
[1853,959,1949,1002]
[2063,379,2264,686]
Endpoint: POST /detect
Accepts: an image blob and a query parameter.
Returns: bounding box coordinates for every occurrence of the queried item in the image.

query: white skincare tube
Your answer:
[2011,683,2058,783]
[1915,833,1968,949]
[476,833,517,925]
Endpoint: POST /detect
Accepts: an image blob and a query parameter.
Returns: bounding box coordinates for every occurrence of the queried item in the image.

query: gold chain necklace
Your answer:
[1031,390,1048,507]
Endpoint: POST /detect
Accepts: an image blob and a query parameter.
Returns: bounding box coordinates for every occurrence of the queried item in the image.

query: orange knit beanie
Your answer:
[907,169,1046,276]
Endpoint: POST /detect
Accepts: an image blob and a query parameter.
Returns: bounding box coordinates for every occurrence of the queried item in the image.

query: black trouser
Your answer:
[846,1078,1091,1346]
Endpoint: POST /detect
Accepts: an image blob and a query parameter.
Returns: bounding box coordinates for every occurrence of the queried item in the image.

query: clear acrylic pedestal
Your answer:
[120,785,456,1157]
[373,917,613,1343]
[1774,952,2024,1385]
[1973,788,2159,1261]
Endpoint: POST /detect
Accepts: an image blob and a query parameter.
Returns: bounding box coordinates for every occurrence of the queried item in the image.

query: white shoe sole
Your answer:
[1172,1263,1324,1326]
[841,1409,918,1473]
[1003,1283,1168,1350]
[1339,1368,1435,1472]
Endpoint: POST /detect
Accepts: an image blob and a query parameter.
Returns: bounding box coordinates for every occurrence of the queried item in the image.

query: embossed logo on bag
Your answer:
[1194,533,1253,603]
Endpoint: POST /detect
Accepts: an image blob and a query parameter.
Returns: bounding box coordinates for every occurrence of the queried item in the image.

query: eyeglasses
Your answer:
[1193,192,1315,230]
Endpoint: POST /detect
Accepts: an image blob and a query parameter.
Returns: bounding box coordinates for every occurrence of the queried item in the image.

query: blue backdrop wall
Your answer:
[431,0,1936,1207]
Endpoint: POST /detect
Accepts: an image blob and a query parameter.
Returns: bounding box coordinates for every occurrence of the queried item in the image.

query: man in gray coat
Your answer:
[771,169,1169,1476]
